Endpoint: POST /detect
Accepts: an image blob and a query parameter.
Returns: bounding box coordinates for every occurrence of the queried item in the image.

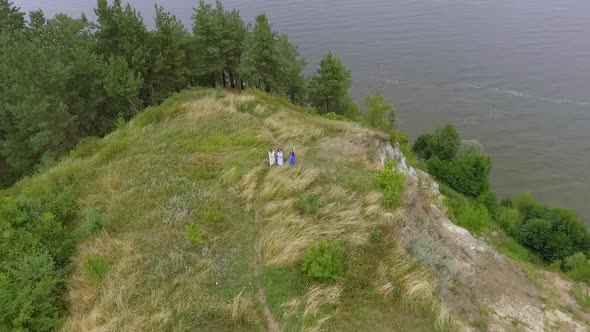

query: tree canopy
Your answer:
[308,52,352,114]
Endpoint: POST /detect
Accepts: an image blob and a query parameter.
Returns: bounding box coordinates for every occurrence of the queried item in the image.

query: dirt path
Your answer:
[258,288,282,332]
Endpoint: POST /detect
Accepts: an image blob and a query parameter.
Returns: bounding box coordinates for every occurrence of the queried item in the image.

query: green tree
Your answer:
[343,101,364,122]
[220,7,246,88]
[427,153,491,197]
[0,14,108,175]
[412,124,460,161]
[148,5,190,104]
[239,14,280,92]
[192,0,224,86]
[0,0,25,33]
[307,52,352,114]
[365,93,394,131]
[435,124,461,161]
[276,34,306,104]
[95,0,150,110]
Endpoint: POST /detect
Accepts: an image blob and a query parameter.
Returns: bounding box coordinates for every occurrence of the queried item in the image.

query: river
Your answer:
[14,0,590,221]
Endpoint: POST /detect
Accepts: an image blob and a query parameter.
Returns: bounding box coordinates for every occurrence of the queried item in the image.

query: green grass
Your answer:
[84,255,111,282]
[0,88,479,331]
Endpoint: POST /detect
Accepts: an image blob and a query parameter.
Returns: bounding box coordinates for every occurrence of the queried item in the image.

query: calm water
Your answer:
[15,0,590,221]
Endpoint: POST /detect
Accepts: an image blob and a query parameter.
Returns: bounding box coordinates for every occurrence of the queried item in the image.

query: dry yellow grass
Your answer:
[21,89,462,331]
[228,289,259,326]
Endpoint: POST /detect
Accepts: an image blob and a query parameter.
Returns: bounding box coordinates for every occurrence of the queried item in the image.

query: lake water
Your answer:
[14,0,590,221]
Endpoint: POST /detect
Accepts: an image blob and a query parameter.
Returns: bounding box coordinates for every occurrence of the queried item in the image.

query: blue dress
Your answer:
[289,153,296,166]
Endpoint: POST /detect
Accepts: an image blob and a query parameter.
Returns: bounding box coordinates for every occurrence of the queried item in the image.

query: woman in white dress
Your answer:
[268,149,275,167]
[276,148,284,166]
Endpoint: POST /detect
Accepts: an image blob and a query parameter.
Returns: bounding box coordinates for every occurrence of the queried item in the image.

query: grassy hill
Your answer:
[3,88,590,331]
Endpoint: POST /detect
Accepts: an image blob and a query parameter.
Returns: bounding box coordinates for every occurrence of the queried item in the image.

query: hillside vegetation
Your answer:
[4,88,590,331]
[2,89,461,331]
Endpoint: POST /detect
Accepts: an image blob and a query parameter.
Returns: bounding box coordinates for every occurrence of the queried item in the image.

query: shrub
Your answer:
[185,224,206,245]
[205,205,224,223]
[322,112,347,121]
[570,283,590,308]
[510,194,590,263]
[375,164,406,209]
[302,240,344,282]
[84,255,111,282]
[565,253,590,282]
[434,124,460,161]
[477,191,498,218]
[457,139,484,157]
[0,252,63,332]
[455,201,492,234]
[75,208,111,241]
[343,101,363,123]
[514,218,573,262]
[412,124,460,161]
[412,133,438,160]
[496,207,522,231]
[428,153,491,198]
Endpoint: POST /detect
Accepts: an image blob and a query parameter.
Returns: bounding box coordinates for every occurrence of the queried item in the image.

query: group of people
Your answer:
[268,148,296,167]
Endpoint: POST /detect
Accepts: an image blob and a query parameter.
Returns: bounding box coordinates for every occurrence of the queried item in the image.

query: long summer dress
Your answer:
[289,152,296,166]
[268,151,276,166]
[277,151,284,166]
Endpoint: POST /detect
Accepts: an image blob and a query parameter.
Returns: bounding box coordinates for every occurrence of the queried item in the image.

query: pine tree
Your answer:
[94,0,150,110]
[239,14,280,92]
[221,8,246,88]
[276,34,306,104]
[148,5,190,104]
[192,0,225,86]
[307,52,351,114]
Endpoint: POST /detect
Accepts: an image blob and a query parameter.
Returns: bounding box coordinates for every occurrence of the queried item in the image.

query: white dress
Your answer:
[268,151,275,166]
[277,151,284,166]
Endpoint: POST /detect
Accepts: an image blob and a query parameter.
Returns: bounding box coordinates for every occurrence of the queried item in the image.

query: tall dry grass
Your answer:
[375,247,462,331]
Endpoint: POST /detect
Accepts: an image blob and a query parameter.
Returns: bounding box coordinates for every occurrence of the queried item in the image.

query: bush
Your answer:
[428,153,491,198]
[434,124,460,161]
[496,207,522,231]
[322,112,347,121]
[565,253,590,282]
[477,191,498,218]
[514,218,573,262]
[84,255,111,282]
[302,240,344,282]
[412,133,438,160]
[412,124,460,161]
[205,205,224,223]
[455,201,492,234]
[375,164,406,208]
[457,139,484,157]
[185,224,206,245]
[509,194,590,263]
[0,252,63,332]
[75,208,111,241]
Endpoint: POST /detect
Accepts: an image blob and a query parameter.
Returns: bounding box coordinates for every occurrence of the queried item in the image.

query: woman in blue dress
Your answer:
[289,150,296,167]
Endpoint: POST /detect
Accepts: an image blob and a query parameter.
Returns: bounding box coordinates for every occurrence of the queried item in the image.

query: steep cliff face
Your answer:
[380,141,590,331]
[4,88,589,331]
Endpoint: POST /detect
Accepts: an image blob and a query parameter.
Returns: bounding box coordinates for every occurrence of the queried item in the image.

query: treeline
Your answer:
[0,0,387,185]
[411,125,590,283]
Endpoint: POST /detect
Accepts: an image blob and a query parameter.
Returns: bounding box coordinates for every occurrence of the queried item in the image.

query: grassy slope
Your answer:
[5,89,455,331]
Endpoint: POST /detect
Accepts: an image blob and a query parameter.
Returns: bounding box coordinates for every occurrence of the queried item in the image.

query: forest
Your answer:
[0,0,372,186]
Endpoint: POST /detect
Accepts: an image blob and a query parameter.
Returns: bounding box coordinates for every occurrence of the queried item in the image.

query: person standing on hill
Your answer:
[289,150,296,167]
[268,148,276,167]
[277,148,284,166]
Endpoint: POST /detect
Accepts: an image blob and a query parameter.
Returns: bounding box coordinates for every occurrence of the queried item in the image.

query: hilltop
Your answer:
[2,89,590,331]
